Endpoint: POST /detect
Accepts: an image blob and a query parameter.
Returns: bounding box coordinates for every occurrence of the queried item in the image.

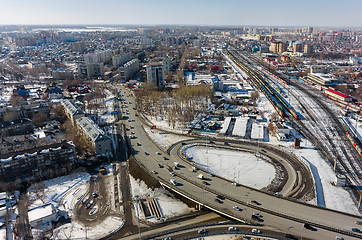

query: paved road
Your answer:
[117,87,362,240]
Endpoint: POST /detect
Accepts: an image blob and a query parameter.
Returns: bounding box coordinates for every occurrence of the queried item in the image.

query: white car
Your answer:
[252,228,261,234]
[228,227,237,231]
[233,206,241,211]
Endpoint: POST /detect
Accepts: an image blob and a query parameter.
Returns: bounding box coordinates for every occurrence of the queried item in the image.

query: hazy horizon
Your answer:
[1,0,362,28]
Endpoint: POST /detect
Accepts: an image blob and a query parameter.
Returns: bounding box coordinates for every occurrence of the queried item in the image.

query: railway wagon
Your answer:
[346,132,362,158]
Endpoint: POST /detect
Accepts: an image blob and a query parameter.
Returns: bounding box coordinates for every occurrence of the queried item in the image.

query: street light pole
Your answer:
[134,195,141,240]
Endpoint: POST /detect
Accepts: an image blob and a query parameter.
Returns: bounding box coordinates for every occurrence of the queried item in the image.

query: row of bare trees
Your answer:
[136,84,212,128]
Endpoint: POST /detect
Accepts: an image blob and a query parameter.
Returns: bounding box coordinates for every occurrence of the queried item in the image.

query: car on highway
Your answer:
[352,228,360,233]
[198,229,207,234]
[253,212,263,218]
[304,223,315,231]
[163,156,169,160]
[285,233,297,239]
[202,181,209,185]
[233,206,241,211]
[356,221,362,225]
[250,200,261,205]
[156,152,162,155]
[216,195,225,200]
[228,227,237,231]
[335,236,344,240]
[158,163,164,168]
[251,215,263,222]
[152,170,158,174]
[169,172,175,177]
[224,142,229,145]
[163,238,172,240]
[215,198,223,203]
[145,152,150,155]
[252,228,261,234]
[137,143,142,146]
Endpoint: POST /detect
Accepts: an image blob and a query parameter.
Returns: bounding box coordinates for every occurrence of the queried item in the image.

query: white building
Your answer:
[119,59,140,81]
[76,117,112,157]
[61,99,85,125]
[78,62,104,79]
[28,203,58,228]
[112,52,131,67]
[147,64,165,88]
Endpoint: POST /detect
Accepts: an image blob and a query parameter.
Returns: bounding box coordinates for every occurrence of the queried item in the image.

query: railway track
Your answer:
[228,48,362,204]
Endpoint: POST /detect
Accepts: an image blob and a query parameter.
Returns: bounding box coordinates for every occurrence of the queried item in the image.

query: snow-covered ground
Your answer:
[145,115,189,134]
[268,135,361,216]
[52,216,124,240]
[130,175,194,222]
[28,172,91,210]
[185,146,276,190]
[143,126,191,149]
[26,164,126,239]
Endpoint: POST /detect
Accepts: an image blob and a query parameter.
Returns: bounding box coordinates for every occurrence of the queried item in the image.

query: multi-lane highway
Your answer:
[116,87,362,240]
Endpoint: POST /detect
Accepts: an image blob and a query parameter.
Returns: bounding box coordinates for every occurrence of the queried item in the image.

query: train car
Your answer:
[346,132,362,158]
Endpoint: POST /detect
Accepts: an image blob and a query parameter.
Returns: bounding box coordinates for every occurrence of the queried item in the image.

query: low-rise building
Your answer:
[76,117,112,157]
[0,118,34,137]
[0,102,50,122]
[324,88,352,102]
[307,73,341,86]
[0,140,76,182]
[28,203,58,228]
[61,99,85,124]
[51,68,73,80]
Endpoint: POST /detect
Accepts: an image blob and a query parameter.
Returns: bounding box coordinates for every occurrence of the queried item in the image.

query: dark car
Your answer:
[251,215,264,222]
[215,198,223,203]
[202,181,210,185]
[285,233,297,239]
[251,200,261,205]
[216,195,225,200]
[352,228,360,233]
[304,223,315,231]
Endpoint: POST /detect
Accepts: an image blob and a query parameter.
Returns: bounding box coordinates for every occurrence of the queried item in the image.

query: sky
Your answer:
[1,0,361,27]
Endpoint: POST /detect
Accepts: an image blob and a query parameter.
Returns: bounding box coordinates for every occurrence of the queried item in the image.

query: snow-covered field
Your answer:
[185,146,276,190]
[130,175,194,222]
[268,135,361,216]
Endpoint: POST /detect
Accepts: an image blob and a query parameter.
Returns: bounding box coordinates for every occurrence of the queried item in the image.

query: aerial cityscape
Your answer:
[0,1,361,240]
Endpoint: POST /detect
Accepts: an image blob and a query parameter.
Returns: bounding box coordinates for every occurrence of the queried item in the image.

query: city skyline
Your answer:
[1,0,362,28]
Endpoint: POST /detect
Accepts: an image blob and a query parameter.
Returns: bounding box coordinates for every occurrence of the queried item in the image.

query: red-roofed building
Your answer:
[325,88,352,102]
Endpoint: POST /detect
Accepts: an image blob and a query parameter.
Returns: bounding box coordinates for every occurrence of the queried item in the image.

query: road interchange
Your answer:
[117,87,362,240]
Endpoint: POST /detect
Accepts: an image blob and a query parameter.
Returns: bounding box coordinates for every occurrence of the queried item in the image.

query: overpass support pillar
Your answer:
[196,204,202,211]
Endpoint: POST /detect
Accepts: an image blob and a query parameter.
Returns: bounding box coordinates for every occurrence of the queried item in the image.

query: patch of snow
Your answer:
[185,146,275,190]
[129,175,194,220]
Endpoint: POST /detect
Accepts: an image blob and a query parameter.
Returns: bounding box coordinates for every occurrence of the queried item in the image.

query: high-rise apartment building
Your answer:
[293,43,303,53]
[119,59,140,82]
[146,64,165,88]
